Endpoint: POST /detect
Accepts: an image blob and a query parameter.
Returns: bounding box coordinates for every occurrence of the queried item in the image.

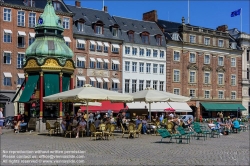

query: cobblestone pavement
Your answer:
[0,128,249,166]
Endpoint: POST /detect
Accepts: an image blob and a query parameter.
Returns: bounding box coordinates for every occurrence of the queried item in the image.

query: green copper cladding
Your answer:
[25,0,73,59]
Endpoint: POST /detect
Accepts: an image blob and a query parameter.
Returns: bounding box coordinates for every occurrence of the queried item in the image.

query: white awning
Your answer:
[126,102,171,112]
[103,59,110,63]
[17,52,25,54]
[17,73,25,78]
[77,39,86,44]
[18,31,26,36]
[29,33,35,38]
[111,78,120,83]
[90,57,96,62]
[3,72,12,77]
[64,37,71,42]
[90,40,96,45]
[112,44,120,48]
[96,58,103,62]
[96,77,103,82]
[4,29,12,33]
[112,59,120,64]
[103,42,109,47]
[103,78,109,82]
[3,51,12,54]
[89,77,96,81]
[77,57,86,61]
[77,76,86,81]
[168,102,193,112]
[96,41,103,46]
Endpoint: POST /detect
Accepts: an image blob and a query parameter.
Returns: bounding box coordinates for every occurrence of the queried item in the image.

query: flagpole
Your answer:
[241,8,242,32]
[188,0,190,24]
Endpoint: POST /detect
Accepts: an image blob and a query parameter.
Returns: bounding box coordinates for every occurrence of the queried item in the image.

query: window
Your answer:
[190,89,195,97]
[3,52,11,64]
[172,33,179,41]
[190,35,196,43]
[89,60,95,69]
[132,80,137,93]
[17,77,24,85]
[231,42,236,49]
[189,53,196,63]
[153,80,158,90]
[63,17,70,29]
[53,1,61,10]
[125,47,130,54]
[96,61,101,69]
[146,63,151,73]
[139,63,144,73]
[160,51,164,58]
[95,25,102,34]
[125,61,130,71]
[146,80,151,88]
[96,43,102,52]
[77,22,84,32]
[29,35,35,46]
[3,76,11,86]
[218,91,224,99]
[90,43,95,51]
[218,57,224,66]
[218,73,224,85]
[97,82,102,88]
[104,45,108,52]
[159,81,164,91]
[204,55,210,64]
[146,49,151,57]
[103,62,108,69]
[142,34,149,44]
[77,58,85,68]
[159,65,164,74]
[132,47,137,55]
[156,36,161,46]
[103,82,108,90]
[4,31,11,43]
[174,51,180,61]
[231,75,236,85]
[125,79,130,93]
[204,91,210,99]
[112,27,118,37]
[173,70,180,82]
[17,33,25,48]
[90,80,95,87]
[29,12,36,28]
[153,50,158,58]
[17,53,25,68]
[231,58,236,67]
[153,64,158,74]
[218,39,224,47]
[247,50,249,61]
[112,62,119,71]
[112,45,119,53]
[204,37,210,45]
[128,32,134,42]
[4,8,11,22]
[77,40,85,49]
[139,80,144,91]
[231,91,236,99]
[132,62,137,72]
[189,71,196,83]
[139,48,144,56]
[204,72,210,84]
[173,88,180,95]
[17,11,25,26]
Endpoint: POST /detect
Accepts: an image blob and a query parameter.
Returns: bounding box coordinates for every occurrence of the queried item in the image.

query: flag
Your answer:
[231,9,241,17]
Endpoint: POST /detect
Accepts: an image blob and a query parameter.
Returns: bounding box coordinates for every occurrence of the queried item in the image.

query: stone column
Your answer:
[39,72,44,132]
[59,72,63,118]
[24,73,29,116]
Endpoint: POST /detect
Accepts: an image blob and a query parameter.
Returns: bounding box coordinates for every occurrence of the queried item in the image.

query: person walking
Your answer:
[0,108,5,135]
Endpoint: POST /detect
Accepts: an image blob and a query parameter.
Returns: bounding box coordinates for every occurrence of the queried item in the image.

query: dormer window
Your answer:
[172,33,179,41]
[141,32,149,44]
[77,19,85,32]
[127,31,134,42]
[112,27,118,37]
[53,1,61,10]
[94,21,104,34]
[24,0,35,7]
[230,42,237,49]
[155,35,162,46]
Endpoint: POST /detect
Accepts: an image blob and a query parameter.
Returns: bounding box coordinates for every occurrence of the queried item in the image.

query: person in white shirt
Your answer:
[75,117,86,138]
[0,108,5,135]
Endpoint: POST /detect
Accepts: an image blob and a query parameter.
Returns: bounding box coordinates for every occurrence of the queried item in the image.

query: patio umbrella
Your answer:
[164,107,175,112]
[43,84,133,135]
[130,87,190,121]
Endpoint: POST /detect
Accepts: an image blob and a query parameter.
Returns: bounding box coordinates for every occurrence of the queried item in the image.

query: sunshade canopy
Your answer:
[201,102,246,111]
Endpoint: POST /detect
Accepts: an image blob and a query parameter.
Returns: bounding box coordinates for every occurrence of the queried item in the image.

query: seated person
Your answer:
[186,117,193,131]
[231,118,240,132]
[179,120,188,128]
[207,120,216,130]
[110,116,115,124]
[94,117,101,128]
[71,116,79,131]
[122,117,128,130]
[75,117,86,138]
[141,117,148,134]
[61,117,67,132]
[135,116,142,128]
[19,119,27,131]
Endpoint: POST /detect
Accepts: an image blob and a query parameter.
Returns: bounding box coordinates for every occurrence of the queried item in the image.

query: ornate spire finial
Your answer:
[47,0,52,5]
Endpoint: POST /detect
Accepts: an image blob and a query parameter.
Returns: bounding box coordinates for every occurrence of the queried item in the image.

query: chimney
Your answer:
[142,10,158,22]
[75,0,81,7]
[216,25,228,32]
[103,6,108,13]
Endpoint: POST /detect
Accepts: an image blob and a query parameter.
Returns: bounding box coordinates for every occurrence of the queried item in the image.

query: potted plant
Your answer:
[32,109,36,117]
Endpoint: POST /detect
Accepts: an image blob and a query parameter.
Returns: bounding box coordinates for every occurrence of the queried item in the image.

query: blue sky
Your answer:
[64,1,250,33]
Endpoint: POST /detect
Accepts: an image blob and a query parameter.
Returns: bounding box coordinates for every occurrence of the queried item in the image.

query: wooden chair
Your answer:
[135,123,142,138]
[104,124,116,140]
[46,122,55,136]
[128,123,136,139]
[166,122,174,134]
[153,121,161,135]
[121,124,129,138]
[65,124,73,138]
[89,124,102,140]
[54,122,61,135]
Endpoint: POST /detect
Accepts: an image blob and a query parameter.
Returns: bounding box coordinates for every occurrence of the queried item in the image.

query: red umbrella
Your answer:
[164,107,175,112]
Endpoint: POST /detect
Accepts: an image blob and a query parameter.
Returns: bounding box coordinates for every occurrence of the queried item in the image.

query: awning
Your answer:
[103,42,109,47]
[4,29,12,33]
[3,72,12,77]
[103,78,109,82]
[77,57,86,61]
[29,33,35,38]
[77,76,86,81]
[112,60,120,64]
[77,39,86,44]
[89,77,96,81]
[97,58,103,62]
[18,31,26,36]
[44,74,59,97]
[90,40,96,45]
[17,73,25,78]
[64,37,71,42]
[103,59,110,63]
[126,102,171,112]
[80,100,126,113]
[111,78,120,83]
[3,51,11,54]
[168,102,193,112]
[201,102,247,111]
[90,57,96,62]
[19,75,39,103]
[112,44,120,48]
[96,41,103,46]
[96,77,103,82]
[18,52,25,54]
